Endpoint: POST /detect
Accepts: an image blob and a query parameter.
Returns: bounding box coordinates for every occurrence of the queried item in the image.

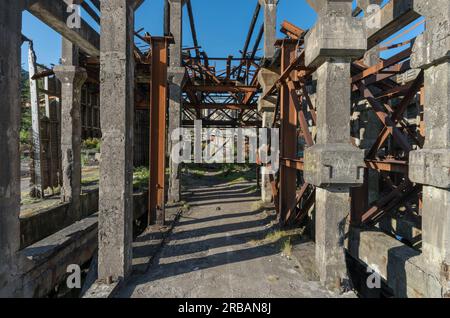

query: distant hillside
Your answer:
[21,68,30,103]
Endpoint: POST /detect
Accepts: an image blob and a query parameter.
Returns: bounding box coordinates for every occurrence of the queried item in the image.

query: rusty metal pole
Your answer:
[149,37,171,226]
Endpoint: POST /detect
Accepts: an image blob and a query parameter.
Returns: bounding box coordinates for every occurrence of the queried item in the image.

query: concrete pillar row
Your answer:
[54,39,87,223]
[409,0,450,297]
[0,0,24,297]
[303,0,366,291]
[98,0,135,283]
[258,0,278,203]
[168,0,184,203]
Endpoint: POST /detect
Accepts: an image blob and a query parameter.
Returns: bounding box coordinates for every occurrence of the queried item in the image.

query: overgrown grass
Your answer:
[133,166,149,191]
[185,163,257,183]
[250,228,304,257]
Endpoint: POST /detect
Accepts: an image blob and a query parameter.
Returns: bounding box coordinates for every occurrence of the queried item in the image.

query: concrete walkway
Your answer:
[117,177,342,298]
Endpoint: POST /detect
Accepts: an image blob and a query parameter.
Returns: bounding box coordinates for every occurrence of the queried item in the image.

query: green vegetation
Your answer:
[185,163,257,183]
[133,166,149,191]
[82,138,101,151]
[250,228,304,257]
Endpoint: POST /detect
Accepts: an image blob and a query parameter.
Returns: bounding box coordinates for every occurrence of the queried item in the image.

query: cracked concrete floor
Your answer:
[117,177,341,298]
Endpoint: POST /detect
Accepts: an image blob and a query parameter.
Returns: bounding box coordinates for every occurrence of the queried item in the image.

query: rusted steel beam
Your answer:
[186,0,200,58]
[149,37,171,226]
[185,85,259,93]
[364,159,408,174]
[184,103,257,110]
[280,20,306,40]
[357,82,412,155]
[281,158,304,170]
[278,40,298,225]
[352,47,412,83]
[182,120,261,127]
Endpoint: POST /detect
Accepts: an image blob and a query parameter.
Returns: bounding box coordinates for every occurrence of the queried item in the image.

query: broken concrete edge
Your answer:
[83,205,184,298]
[82,280,121,298]
[346,227,444,298]
[4,190,149,298]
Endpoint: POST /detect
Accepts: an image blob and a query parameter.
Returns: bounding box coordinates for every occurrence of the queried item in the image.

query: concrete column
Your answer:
[168,0,184,203]
[259,0,278,59]
[54,39,86,222]
[358,1,383,205]
[409,0,450,297]
[304,0,366,291]
[98,0,135,283]
[0,0,23,297]
[258,69,278,203]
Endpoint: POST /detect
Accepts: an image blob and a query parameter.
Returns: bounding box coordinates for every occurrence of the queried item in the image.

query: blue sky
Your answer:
[21,0,422,70]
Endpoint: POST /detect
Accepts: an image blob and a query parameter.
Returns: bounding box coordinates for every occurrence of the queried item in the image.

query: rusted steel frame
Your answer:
[285,182,309,223]
[365,159,408,174]
[350,169,369,226]
[357,82,412,155]
[262,50,306,100]
[361,181,420,225]
[149,37,171,225]
[281,158,304,170]
[381,173,416,216]
[294,188,315,224]
[182,120,261,127]
[366,71,424,158]
[280,20,306,40]
[186,85,258,93]
[352,47,412,83]
[286,79,313,147]
[184,103,256,110]
[278,41,298,225]
[293,81,317,125]
[237,1,261,79]
[194,61,242,102]
[186,0,200,58]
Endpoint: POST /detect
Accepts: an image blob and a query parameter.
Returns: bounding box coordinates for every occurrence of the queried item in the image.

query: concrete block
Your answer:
[409,149,450,189]
[305,3,366,67]
[411,0,450,69]
[304,143,365,187]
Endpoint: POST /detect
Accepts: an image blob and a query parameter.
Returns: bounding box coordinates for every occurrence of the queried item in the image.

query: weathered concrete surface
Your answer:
[98,0,135,282]
[20,188,99,248]
[366,0,419,49]
[304,0,366,291]
[168,68,185,203]
[408,0,450,297]
[346,228,442,298]
[167,0,185,203]
[259,0,278,59]
[257,68,278,203]
[14,190,149,298]
[0,0,24,297]
[54,40,87,222]
[26,0,100,56]
[305,2,366,67]
[117,177,344,298]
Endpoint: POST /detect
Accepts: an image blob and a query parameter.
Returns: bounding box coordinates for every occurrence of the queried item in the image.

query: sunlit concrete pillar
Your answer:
[304,0,366,291]
[54,39,86,222]
[258,70,278,203]
[98,0,135,283]
[168,0,185,203]
[409,0,450,297]
[0,0,23,297]
[258,0,278,203]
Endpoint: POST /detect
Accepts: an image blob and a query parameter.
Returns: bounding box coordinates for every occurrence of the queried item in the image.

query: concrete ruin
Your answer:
[0,0,449,298]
